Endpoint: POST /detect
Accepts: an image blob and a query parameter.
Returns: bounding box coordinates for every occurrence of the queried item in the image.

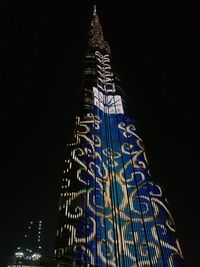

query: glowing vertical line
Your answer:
[107,93,127,267]
[104,102,117,265]
[84,118,90,265]
[96,52,118,265]
[103,81,125,266]
[92,89,98,267]
[95,88,108,266]
[103,80,120,266]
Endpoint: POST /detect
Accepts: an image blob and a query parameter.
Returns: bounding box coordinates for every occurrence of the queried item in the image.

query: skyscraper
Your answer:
[55,6,185,267]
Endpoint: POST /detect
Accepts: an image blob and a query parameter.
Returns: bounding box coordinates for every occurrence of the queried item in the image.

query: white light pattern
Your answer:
[93,87,124,114]
[32,253,41,261]
[15,252,24,258]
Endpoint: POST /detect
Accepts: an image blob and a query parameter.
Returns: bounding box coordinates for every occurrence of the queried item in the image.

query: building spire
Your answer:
[89,4,110,53]
[93,4,97,16]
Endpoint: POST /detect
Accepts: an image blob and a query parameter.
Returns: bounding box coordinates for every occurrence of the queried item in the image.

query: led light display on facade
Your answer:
[54,6,185,267]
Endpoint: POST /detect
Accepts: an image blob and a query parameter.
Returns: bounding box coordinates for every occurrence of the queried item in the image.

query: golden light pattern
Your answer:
[55,111,184,266]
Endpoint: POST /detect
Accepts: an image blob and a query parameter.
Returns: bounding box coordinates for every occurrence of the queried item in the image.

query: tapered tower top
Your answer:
[93,4,97,15]
[89,4,110,53]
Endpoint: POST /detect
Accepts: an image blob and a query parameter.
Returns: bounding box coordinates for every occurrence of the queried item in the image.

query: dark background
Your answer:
[0,0,199,266]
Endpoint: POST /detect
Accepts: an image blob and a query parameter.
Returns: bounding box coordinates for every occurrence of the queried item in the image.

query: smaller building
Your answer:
[7,249,56,267]
[7,247,42,266]
[7,220,56,267]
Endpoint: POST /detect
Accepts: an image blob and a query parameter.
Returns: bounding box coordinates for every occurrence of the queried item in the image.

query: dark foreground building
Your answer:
[54,6,185,267]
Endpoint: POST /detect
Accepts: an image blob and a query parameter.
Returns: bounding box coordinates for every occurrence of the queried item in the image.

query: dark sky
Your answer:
[0,0,199,266]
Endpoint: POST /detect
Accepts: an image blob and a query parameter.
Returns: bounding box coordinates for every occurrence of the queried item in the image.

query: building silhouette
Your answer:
[54,5,185,267]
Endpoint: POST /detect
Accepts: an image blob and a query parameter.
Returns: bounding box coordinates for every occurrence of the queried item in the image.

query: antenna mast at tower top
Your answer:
[93,4,97,16]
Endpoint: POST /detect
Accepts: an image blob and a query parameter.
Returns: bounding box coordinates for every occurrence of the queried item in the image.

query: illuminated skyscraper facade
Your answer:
[55,6,185,267]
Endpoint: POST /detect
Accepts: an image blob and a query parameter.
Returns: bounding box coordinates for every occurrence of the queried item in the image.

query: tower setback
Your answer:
[55,6,185,267]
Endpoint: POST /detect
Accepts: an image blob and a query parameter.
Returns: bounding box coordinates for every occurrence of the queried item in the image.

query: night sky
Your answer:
[0,0,199,266]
